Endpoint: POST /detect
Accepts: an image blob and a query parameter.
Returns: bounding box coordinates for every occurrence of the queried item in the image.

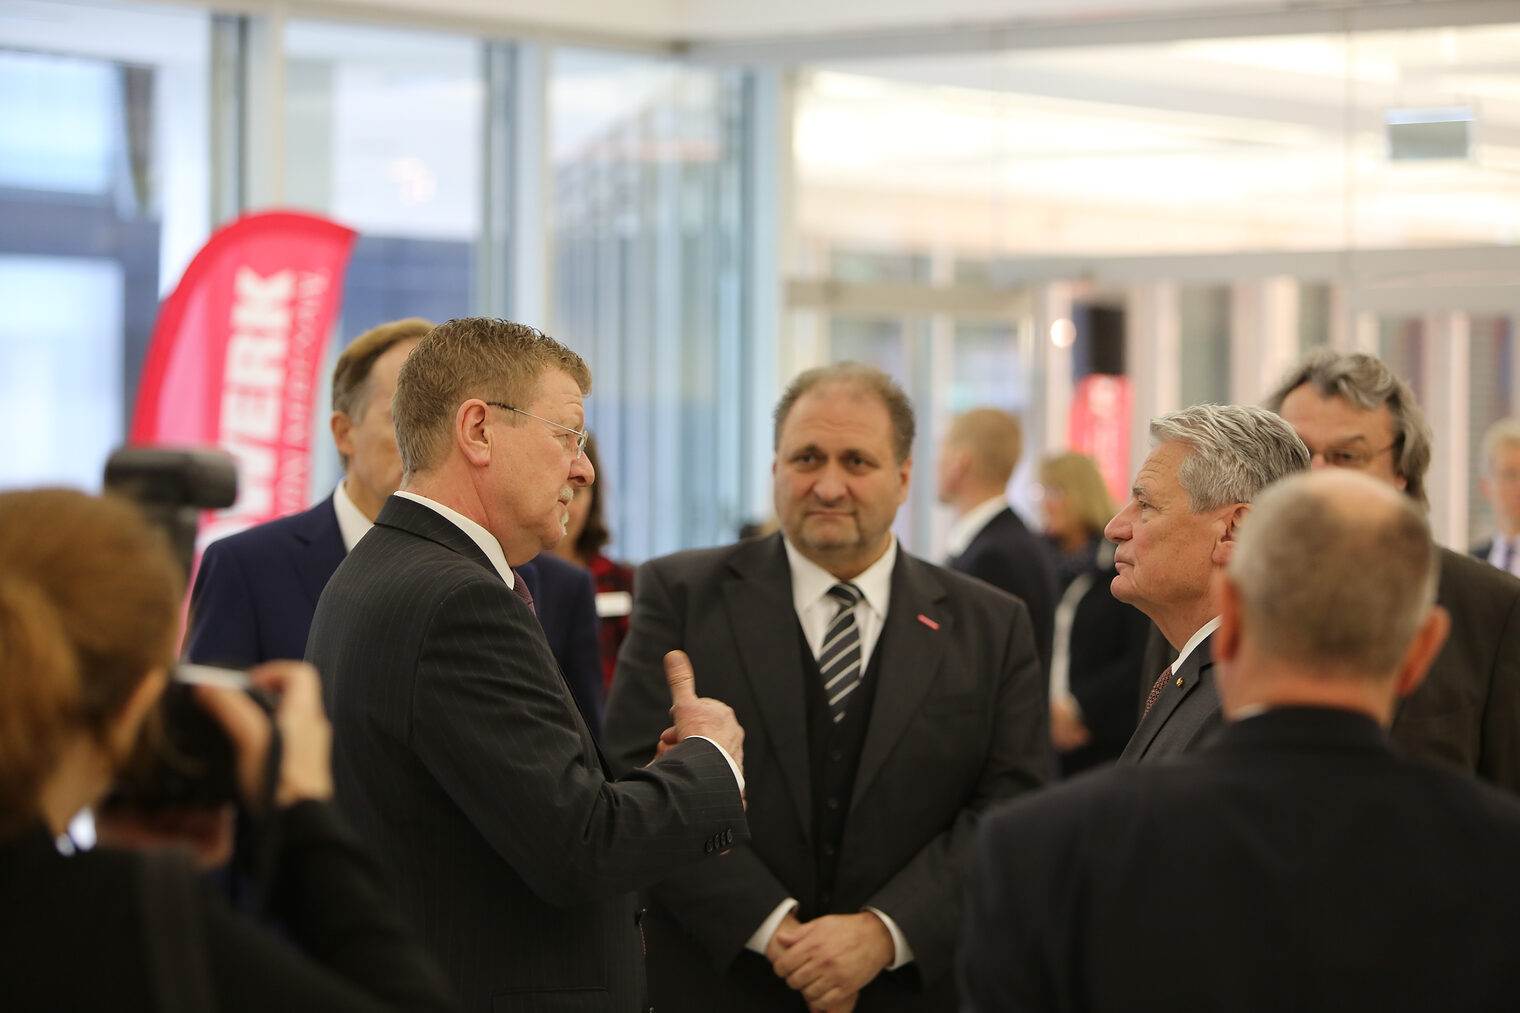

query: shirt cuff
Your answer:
[865,907,914,970]
[687,735,745,795]
[745,898,799,954]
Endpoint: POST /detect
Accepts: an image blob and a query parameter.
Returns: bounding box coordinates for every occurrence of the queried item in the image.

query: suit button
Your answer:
[826,797,840,811]
[823,844,836,857]
[829,750,843,763]
[722,828,733,845]
[704,839,714,854]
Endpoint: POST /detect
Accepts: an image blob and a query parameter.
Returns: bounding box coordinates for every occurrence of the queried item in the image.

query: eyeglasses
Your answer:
[1314,442,1396,470]
[485,402,588,459]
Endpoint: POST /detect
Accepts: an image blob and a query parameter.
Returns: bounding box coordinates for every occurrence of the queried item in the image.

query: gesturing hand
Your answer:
[660,650,744,770]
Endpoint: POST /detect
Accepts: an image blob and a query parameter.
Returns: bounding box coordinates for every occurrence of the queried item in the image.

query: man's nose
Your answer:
[1103,505,1130,542]
[570,452,595,487]
[812,463,848,501]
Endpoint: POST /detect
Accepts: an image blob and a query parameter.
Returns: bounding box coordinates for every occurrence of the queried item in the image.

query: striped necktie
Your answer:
[819,583,864,724]
[509,567,536,616]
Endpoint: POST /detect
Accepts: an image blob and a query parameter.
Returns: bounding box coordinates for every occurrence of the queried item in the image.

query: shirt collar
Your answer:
[1173,615,1222,672]
[392,490,514,586]
[332,480,374,553]
[945,495,1008,557]
[783,534,897,620]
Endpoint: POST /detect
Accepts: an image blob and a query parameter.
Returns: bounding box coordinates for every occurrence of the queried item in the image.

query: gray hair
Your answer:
[1228,471,1438,677]
[1481,418,1520,476]
[1150,404,1309,512]
[1263,349,1433,510]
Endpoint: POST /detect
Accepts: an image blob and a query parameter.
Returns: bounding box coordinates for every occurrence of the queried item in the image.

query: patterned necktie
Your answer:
[509,566,537,617]
[819,583,864,724]
[1142,665,1173,719]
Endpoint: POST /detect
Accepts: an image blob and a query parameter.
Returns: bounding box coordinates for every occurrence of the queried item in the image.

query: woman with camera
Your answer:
[0,488,451,1011]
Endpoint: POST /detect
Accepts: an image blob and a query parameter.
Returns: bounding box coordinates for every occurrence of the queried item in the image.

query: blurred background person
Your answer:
[1038,452,1151,775]
[938,407,1058,675]
[550,433,635,692]
[1474,418,1520,577]
[0,488,449,1012]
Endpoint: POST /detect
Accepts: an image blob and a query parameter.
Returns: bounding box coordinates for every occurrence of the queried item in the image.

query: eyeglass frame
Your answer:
[1311,440,1397,470]
[484,402,589,459]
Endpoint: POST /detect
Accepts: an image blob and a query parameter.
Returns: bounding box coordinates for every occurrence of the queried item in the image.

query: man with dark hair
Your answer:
[186,317,431,665]
[604,361,1051,1012]
[961,470,1520,1012]
[1266,349,1520,791]
[936,408,1058,676]
[307,317,748,1013]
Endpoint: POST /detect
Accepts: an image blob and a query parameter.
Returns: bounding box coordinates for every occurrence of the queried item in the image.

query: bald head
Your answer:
[1227,470,1437,679]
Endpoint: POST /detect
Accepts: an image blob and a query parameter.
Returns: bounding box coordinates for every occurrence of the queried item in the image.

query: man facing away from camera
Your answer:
[961,469,1520,1013]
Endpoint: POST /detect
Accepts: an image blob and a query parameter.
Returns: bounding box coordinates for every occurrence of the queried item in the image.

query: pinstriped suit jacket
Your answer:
[308,495,748,1013]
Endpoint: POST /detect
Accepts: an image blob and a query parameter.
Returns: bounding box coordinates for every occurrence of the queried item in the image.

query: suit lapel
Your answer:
[724,536,814,836]
[292,496,348,607]
[1123,633,1212,762]
[850,552,947,813]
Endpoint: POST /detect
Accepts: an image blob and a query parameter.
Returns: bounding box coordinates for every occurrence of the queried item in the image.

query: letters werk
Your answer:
[202,267,332,544]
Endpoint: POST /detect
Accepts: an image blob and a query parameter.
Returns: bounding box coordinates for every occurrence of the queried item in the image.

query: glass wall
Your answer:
[550,49,752,562]
[0,0,210,491]
[790,19,1520,548]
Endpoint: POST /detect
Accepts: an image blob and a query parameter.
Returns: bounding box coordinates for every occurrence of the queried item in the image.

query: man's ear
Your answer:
[1213,574,1244,666]
[1394,605,1450,700]
[331,411,354,459]
[898,455,913,506]
[1212,502,1250,566]
[456,400,493,468]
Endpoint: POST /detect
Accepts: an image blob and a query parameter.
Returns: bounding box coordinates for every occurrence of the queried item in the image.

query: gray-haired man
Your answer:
[1106,404,1309,763]
[1266,349,1520,791]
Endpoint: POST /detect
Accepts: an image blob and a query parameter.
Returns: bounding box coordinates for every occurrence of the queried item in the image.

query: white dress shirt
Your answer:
[332,479,374,552]
[745,535,914,970]
[944,495,1007,559]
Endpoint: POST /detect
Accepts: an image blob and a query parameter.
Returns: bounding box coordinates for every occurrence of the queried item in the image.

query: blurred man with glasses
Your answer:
[1266,349,1520,792]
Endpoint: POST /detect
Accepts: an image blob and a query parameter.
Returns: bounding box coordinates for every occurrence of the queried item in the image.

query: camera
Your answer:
[102,447,255,811]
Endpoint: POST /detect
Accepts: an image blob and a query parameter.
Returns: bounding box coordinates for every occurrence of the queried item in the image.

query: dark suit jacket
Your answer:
[1052,539,1149,775]
[960,707,1520,1012]
[307,495,748,1013]
[1125,550,1520,789]
[948,507,1057,675]
[1389,547,1520,791]
[184,496,347,665]
[1116,630,1220,765]
[520,553,607,735]
[0,802,451,1013]
[602,533,1052,1012]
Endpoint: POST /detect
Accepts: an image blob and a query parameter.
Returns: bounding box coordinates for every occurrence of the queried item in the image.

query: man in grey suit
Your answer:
[307,318,749,1013]
[1267,350,1520,791]
[1110,404,1308,764]
[603,362,1052,1012]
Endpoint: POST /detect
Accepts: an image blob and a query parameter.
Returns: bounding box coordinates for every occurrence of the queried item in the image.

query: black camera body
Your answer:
[103,447,251,811]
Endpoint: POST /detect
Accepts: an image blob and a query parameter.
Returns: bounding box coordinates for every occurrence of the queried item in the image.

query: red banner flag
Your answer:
[1068,374,1134,507]
[130,211,357,545]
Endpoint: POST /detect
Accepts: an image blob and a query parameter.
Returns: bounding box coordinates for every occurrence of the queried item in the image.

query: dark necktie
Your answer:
[819,583,864,724]
[1142,665,1173,719]
[509,567,537,616]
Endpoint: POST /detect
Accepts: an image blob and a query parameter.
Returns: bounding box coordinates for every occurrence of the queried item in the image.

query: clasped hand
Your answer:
[765,910,894,1013]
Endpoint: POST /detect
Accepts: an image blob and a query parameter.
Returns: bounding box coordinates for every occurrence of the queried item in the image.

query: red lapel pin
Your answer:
[917,613,940,631]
